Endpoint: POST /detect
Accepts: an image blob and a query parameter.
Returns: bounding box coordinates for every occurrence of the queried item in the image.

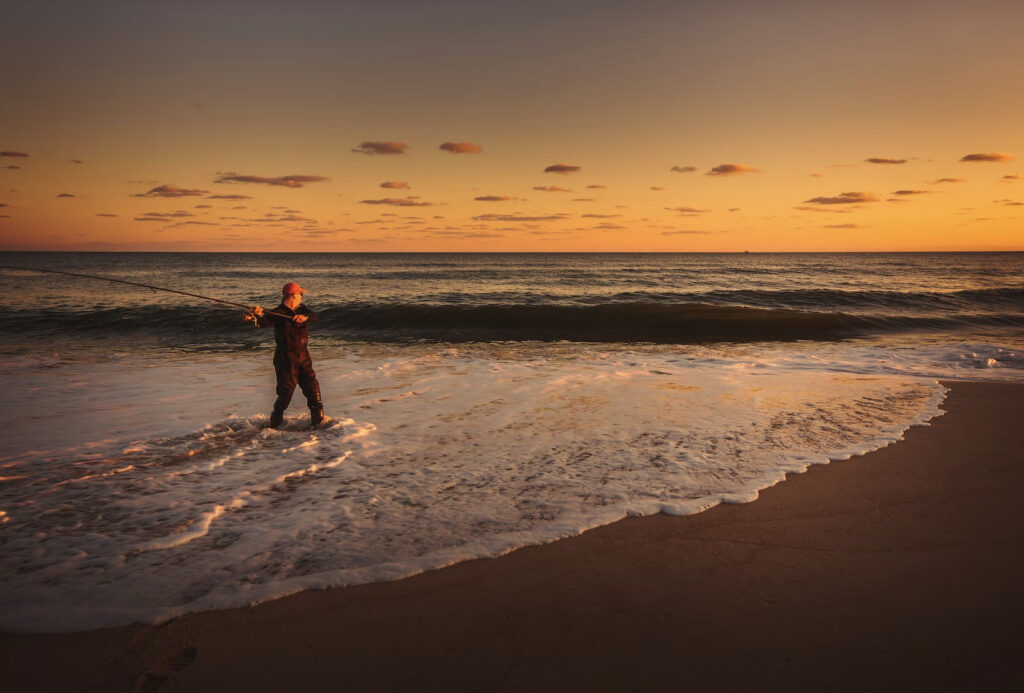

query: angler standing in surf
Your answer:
[248,282,326,428]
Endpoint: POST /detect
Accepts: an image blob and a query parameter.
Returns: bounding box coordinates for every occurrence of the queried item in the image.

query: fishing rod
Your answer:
[0,265,296,321]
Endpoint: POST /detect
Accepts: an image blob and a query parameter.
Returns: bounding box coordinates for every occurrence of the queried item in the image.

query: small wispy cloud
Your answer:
[543,163,580,174]
[670,166,697,173]
[707,163,758,176]
[865,158,907,164]
[960,152,1015,163]
[3,165,20,170]
[380,181,409,189]
[650,186,665,191]
[135,211,194,220]
[136,184,210,198]
[359,197,433,207]
[665,206,710,214]
[533,185,571,192]
[585,184,606,189]
[352,141,408,155]
[473,213,567,222]
[474,195,513,202]
[581,213,621,219]
[662,230,716,235]
[57,193,75,198]
[96,213,118,217]
[70,159,84,164]
[205,193,253,200]
[0,151,28,158]
[439,141,483,154]
[804,191,879,205]
[824,223,863,229]
[891,190,932,195]
[931,178,965,184]
[1003,174,1021,181]
[214,173,328,188]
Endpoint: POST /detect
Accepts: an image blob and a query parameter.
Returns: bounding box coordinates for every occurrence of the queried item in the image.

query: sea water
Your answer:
[1,252,1021,632]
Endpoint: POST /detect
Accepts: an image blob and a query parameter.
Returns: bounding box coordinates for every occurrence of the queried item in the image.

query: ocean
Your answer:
[1,251,1022,633]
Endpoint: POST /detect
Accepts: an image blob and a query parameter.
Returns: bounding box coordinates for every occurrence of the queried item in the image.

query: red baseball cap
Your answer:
[281,282,307,295]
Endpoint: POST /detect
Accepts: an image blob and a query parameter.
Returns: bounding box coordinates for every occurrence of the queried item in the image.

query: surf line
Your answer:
[1,264,293,321]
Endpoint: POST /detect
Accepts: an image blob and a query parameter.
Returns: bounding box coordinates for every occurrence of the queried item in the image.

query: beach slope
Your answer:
[2,380,1022,692]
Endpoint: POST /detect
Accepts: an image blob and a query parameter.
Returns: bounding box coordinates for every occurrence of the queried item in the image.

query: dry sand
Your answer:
[2,380,1022,692]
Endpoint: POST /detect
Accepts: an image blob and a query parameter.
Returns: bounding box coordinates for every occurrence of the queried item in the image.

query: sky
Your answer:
[1,0,1022,252]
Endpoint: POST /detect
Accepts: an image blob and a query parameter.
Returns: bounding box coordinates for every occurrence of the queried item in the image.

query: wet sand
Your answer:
[2,380,1022,692]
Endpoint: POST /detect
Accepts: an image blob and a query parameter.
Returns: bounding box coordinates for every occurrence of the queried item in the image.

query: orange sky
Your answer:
[2,0,1022,252]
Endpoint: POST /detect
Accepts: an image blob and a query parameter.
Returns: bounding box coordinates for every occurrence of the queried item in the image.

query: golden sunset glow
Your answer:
[2,1,1022,252]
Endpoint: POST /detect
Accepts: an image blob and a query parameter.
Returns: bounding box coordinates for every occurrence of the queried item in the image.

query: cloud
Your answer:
[665,206,710,214]
[533,185,571,192]
[135,211,194,220]
[1003,174,1021,181]
[670,166,697,173]
[4,165,20,170]
[57,193,75,198]
[824,223,863,229]
[581,213,621,219]
[472,213,567,222]
[352,141,408,155]
[931,178,965,184]
[585,184,606,189]
[650,186,665,191]
[661,230,716,235]
[891,189,931,195]
[572,198,595,202]
[0,151,28,158]
[380,181,409,189]
[206,193,253,200]
[428,230,503,239]
[960,152,1015,163]
[70,159,84,164]
[0,203,7,207]
[803,191,879,204]
[214,173,328,188]
[359,197,433,207]
[439,141,483,154]
[137,184,210,198]
[707,163,759,176]
[475,195,512,202]
[793,205,852,214]
[865,158,907,164]
[543,163,580,174]
[96,213,119,217]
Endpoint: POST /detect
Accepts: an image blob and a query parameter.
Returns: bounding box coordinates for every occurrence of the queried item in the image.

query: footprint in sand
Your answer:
[133,646,198,691]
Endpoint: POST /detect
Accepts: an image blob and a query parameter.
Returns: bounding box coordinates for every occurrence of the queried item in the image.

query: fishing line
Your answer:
[0,264,295,320]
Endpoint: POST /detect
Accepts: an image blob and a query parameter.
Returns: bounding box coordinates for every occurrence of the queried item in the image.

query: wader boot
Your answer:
[309,404,325,427]
[269,408,285,429]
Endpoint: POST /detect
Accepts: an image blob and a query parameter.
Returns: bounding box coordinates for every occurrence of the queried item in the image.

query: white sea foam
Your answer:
[0,338,1002,633]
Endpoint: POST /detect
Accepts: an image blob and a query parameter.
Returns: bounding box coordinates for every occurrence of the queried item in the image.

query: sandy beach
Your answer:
[2,380,1021,692]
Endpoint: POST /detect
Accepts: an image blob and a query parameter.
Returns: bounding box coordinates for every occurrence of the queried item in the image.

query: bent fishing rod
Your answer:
[0,265,296,321]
